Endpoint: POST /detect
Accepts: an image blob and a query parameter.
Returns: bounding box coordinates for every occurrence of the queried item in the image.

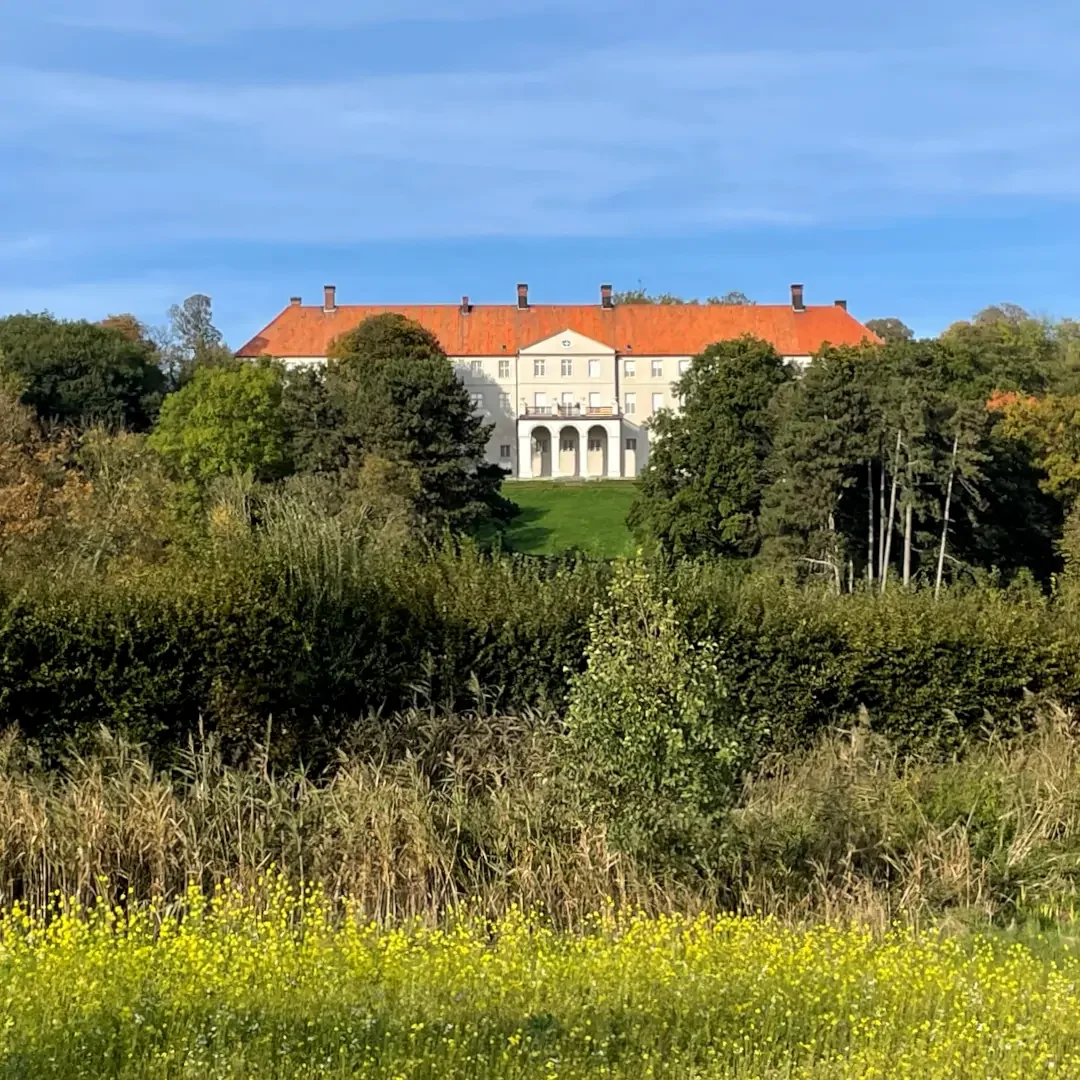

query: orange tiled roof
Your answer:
[237,300,878,359]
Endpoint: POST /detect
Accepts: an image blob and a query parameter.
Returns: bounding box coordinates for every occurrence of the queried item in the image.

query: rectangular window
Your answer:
[499,444,512,460]
[678,358,690,376]
[652,392,664,413]
[651,359,663,378]
[561,357,573,377]
[498,358,511,379]
[560,435,576,453]
[588,359,600,378]
[533,358,545,377]
[470,392,484,410]
[498,391,511,412]
[588,391,601,408]
[624,393,636,415]
[588,437,603,453]
[624,358,636,377]
[561,391,573,405]
[469,360,483,377]
[626,438,637,451]
[534,391,547,409]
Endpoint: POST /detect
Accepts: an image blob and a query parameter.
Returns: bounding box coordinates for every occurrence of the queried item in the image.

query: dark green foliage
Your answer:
[0,545,605,764]
[281,364,348,474]
[865,317,914,343]
[675,566,1075,750]
[629,336,792,558]
[762,344,877,577]
[3,544,1080,766]
[0,313,165,430]
[328,314,514,534]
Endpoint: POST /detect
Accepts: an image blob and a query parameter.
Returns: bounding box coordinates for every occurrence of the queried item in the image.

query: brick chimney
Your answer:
[791,283,805,312]
[323,284,337,312]
[460,295,471,314]
[290,296,302,307]
[517,282,529,309]
[601,284,613,309]
[834,299,848,311]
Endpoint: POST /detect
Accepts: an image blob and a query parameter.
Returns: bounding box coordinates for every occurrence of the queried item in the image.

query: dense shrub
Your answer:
[674,566,1080,748]
[2,537,1080,763]
[0,543,606,762]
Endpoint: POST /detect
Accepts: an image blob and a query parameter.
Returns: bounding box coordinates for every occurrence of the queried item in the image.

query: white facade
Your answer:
[290,330,802,480]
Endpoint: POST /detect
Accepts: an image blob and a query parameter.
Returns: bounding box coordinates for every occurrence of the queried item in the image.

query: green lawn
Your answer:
[502,480,638,557]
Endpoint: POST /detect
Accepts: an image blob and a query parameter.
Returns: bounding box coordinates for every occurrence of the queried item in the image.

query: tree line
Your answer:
[630,305,1080,588]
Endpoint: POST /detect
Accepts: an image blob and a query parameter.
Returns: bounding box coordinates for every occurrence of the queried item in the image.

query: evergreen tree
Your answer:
[762,344,877,586]
[628,336,791,558]
[327,314,513,535]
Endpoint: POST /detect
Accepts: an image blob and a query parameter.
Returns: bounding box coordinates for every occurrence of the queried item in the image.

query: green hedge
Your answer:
[0,548,605,761]
[1,551,1079,762]
[676,568,1080,748]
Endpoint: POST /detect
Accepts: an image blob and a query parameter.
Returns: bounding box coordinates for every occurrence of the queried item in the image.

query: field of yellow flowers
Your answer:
[1,879,1079,1079]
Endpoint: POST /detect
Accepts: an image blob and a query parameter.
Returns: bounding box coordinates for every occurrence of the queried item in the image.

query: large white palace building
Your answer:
[238,283,877,480]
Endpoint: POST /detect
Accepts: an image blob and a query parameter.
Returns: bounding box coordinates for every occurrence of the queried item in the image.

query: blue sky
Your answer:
[2,0,1079,345]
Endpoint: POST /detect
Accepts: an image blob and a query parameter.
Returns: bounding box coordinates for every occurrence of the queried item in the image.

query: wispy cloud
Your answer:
[3,27,1079,254]
[35,0,576,36]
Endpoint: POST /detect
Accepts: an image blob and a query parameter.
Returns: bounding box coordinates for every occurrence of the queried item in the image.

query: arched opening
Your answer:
[558,427,580,478]
[586,425,608,478]
[531,426,552,478]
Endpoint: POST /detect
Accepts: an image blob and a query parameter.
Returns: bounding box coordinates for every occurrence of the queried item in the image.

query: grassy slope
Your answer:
[502,480,637,557]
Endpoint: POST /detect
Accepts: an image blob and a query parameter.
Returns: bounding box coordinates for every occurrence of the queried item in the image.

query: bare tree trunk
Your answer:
[935,433,959,600]
[902,503,913,587]
[880,431,902,594]
[867,459,876,585]
[848,559,855,594]
[878,450,887,579]
[828,512,842,594]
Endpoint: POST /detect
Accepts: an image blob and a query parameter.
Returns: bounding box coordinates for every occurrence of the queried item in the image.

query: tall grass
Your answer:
[4,707,1080,929]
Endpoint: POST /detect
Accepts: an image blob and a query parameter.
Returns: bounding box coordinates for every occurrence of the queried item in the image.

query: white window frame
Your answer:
[533,358,546,377]
[624,358,636,377]
[678,358,690,376]
[561,357,573,377]
[625,437,637,451]
[651,359,663,378]
[498,391,511,412]
[588,359,600,378]
[469,359,483,377]
[499,444,512,460]
[651,392,664,413]
[470,392,484,410]
[498,358,511,379]
[624,392,636,415]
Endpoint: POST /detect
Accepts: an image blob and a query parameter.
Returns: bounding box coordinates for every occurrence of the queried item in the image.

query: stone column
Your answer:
[607,420,622,478]
[517,428,533,479]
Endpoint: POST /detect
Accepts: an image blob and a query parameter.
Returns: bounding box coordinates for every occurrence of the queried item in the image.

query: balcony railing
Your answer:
[522,404,619,418]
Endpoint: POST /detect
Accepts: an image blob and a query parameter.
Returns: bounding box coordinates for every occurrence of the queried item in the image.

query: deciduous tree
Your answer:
[0,313,165,430]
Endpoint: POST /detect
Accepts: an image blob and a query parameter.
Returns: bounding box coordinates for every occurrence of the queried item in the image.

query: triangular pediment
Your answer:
[519,329,615,355]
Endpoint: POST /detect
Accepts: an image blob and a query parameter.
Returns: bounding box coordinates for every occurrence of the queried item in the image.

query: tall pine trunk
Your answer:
[828,512,842,594]
[867,459,876,585]
[902,503,913,587]
[878,443,888,579]
[880,431,902,594]
[935,433,960,600]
